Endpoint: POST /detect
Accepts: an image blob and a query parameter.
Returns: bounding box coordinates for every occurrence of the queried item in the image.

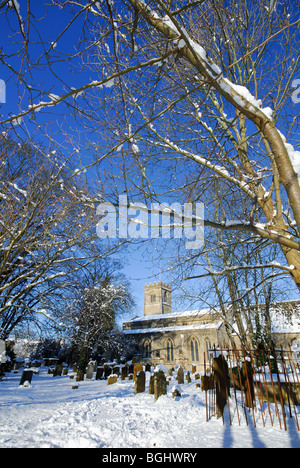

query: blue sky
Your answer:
[1,1,300,327]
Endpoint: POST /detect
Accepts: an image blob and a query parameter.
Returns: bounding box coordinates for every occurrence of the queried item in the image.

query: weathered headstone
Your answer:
[104,366,112,379]
[135,370,146,395]
[176,365,184,384]
[19,370,33,386]
[149,374,154,394]
[154,370,167,401]
[76,370,85,381]
[121,366,128,381]
[53,363,63,377]
[242,360,255,409]
[86,362,94,379]
[201,373,214,391]
[214,354,230,419]
[133,363,143,381]
[172,385,182,399]
[96,367,104,380]
[107,375,118,385]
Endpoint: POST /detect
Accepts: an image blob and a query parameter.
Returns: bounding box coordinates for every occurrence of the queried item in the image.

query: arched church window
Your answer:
[143,339,152,359]
[190,337,200,362]
[166,337,174,362]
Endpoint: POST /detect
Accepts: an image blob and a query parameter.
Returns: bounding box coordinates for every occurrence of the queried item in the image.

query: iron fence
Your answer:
[203,345,300,431]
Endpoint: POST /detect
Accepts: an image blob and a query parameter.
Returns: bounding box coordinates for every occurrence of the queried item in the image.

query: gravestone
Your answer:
[172,385,182,399]
[177,366,184,384]
[104,366,112,379]
[133,363,143,381]
[53,363,63,377]
[76,370,85,381]
[214,354,230,419]
[0,340,6,365]
[96,367,104,380]
[242,360,255,409]
[19,370,33,386]
[86,362,94,379]
[121,366,128,381]
[149,374,154,394]
[154,370,167,401]
[107,375,118,385]
[135,370,146,395]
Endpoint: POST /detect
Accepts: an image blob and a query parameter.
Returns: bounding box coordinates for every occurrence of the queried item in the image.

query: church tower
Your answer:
[144,281,172,316]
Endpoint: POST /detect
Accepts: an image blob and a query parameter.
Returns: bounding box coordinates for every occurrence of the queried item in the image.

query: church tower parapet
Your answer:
[144,281,172,316]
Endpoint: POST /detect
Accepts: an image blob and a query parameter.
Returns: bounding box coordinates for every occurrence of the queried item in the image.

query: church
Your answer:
[123,281,300,371]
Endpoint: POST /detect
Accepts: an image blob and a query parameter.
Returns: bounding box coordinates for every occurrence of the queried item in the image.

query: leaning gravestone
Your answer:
[135,370,145,395]
[19,370,33,386]
[214,354,230,419]
[154,370,167,401]
[177,366,184,384]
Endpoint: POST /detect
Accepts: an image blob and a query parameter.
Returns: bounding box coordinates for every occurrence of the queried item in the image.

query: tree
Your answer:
[65,274,134,375]
[0,137,121,338]
[1,0,300,295]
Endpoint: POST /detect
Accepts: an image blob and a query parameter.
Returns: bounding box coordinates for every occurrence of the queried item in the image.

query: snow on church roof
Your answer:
[123,321,224,335]
[127,308,214,324]
[124,300,300,335]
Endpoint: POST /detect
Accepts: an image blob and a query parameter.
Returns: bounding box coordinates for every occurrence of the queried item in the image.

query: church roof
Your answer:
[123,320,224,335]
[123,300,300,335]
[127,308,213,323]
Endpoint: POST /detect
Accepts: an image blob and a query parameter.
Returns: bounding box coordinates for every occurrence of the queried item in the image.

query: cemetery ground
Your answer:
[0,364,300,449]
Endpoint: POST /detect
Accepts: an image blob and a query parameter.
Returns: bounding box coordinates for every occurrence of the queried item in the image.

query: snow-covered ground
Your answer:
[0,366,300,449]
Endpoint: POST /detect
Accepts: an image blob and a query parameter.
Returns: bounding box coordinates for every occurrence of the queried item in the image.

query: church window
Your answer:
[166,338,174,362]
[190,337,199,362]
[144,339,151,358]
[150,294,156,303]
